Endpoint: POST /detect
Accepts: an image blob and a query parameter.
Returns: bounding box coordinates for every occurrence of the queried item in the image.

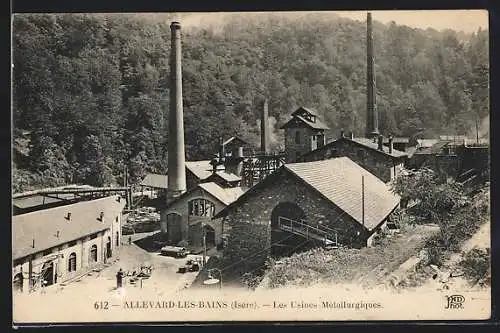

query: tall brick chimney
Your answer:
[167,21,187,204]
[366,12,379,139]
[261,99,270,154]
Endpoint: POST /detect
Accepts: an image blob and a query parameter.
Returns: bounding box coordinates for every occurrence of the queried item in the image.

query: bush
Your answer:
[460,248,490,284]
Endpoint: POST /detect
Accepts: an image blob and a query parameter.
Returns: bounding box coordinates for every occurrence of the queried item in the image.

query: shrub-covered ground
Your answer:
[261,224,439,289]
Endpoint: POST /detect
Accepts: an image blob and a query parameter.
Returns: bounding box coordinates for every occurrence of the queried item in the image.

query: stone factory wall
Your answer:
[303,140,401,183]
[223,170,369,274]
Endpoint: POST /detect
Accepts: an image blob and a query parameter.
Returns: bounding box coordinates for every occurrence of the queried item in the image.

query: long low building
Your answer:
[12,195,126,294]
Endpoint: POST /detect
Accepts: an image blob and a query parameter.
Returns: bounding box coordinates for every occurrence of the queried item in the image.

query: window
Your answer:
[295,131,301,144]
[68,252,77,272]
[115,231,120,247]
[312,135,316,141]
[89,245,98,263]
[188,199,216,217]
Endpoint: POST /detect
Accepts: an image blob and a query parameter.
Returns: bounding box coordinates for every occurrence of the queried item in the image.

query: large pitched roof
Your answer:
[285,158,400,230]
[198,182,246,206]
[185,160,223,180]
[12,196,127,260]
[140,173,168,189]
[215,157,400,230]
[215,170,242,182]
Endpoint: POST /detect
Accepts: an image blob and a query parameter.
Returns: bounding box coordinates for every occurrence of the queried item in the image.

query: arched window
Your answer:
[188,199,216,217]
[68,252,77,272]
[115,231,120,247]
[89,245,98,263]
[295,131,301,144]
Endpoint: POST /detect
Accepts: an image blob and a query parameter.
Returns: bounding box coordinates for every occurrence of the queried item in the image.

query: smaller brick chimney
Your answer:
[388,135,394,154]
[377,135,384,151]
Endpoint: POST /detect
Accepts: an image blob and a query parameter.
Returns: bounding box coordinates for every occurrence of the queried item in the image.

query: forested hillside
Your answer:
[12,13,489,192]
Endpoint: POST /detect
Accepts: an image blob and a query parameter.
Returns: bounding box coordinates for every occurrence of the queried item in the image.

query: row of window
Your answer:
[188,199,216,217]
[67,244,98,272]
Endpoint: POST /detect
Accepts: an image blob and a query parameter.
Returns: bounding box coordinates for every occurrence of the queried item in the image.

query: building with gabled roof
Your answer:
[160,182,245,251]
[12,195,126,294]
[300,134,408,183]
[215,157,401,262]
[280,106,330,163]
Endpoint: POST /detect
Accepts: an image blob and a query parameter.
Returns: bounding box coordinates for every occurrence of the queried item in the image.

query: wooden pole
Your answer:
[362,175,365,227]
[202,225,207,266]
[476,118,479,144]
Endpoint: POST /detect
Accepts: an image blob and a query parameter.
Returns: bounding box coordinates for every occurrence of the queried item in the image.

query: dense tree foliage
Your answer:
[12,13,489,191]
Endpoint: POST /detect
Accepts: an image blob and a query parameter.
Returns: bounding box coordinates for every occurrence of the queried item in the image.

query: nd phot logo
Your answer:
[444,294,465,309]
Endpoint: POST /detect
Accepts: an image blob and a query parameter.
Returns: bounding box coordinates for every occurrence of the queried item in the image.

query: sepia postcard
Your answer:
[11,10,491,324]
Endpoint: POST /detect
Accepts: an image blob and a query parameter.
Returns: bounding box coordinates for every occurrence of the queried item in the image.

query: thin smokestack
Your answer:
[366,12,379,139]
[167,21,187,203]
[261,99,270,154]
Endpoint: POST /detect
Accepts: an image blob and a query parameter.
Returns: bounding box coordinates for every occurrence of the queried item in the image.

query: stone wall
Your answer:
[284,126,319,163]
[302,139,404,183]
[161,187,226,248]
[223,170,369,274]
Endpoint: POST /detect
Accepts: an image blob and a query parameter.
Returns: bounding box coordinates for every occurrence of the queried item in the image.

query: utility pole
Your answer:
[476,118,479,144]
[202,225,207,266]
[361,175,365,227]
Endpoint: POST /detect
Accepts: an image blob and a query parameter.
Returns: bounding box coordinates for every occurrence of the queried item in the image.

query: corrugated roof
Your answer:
[198,182,246,206]
[12,196,127,260]
[285,158,400,230]
[185,160,224,180]
[140,173,168,189]
[414,140,451,155]
[215,170,242,182]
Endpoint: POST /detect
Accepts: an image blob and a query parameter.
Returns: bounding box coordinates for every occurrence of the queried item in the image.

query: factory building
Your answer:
[280,107,329,163]
[300,133,407,183]
[160,182,244,250]
[215,157,401,259]
[12,195,126,294]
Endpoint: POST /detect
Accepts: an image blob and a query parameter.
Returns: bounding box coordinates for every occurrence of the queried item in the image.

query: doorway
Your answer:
[203,224,216,248]
[13,273,23,292]
[41,261,54,286]
[106,236,112,259]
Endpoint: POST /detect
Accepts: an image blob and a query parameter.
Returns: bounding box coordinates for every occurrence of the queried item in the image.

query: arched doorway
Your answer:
[166,213,182,244]
[41,261,55,286]
[89,245,98,263]
[106,236,112,259]
[13,273,23,293]
[270,202,307,257]
[203,224,216,248]
[271,202,306,229]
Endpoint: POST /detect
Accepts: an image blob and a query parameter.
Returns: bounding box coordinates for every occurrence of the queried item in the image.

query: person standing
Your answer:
[116,268,124,288]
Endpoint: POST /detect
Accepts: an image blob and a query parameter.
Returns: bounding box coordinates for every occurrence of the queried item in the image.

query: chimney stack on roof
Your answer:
[388,135,394,154]
[366,12,379,139]
[377,135,384,151]
[261,99,270,154]
[66,212,72,221]
[167,21,187,204]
